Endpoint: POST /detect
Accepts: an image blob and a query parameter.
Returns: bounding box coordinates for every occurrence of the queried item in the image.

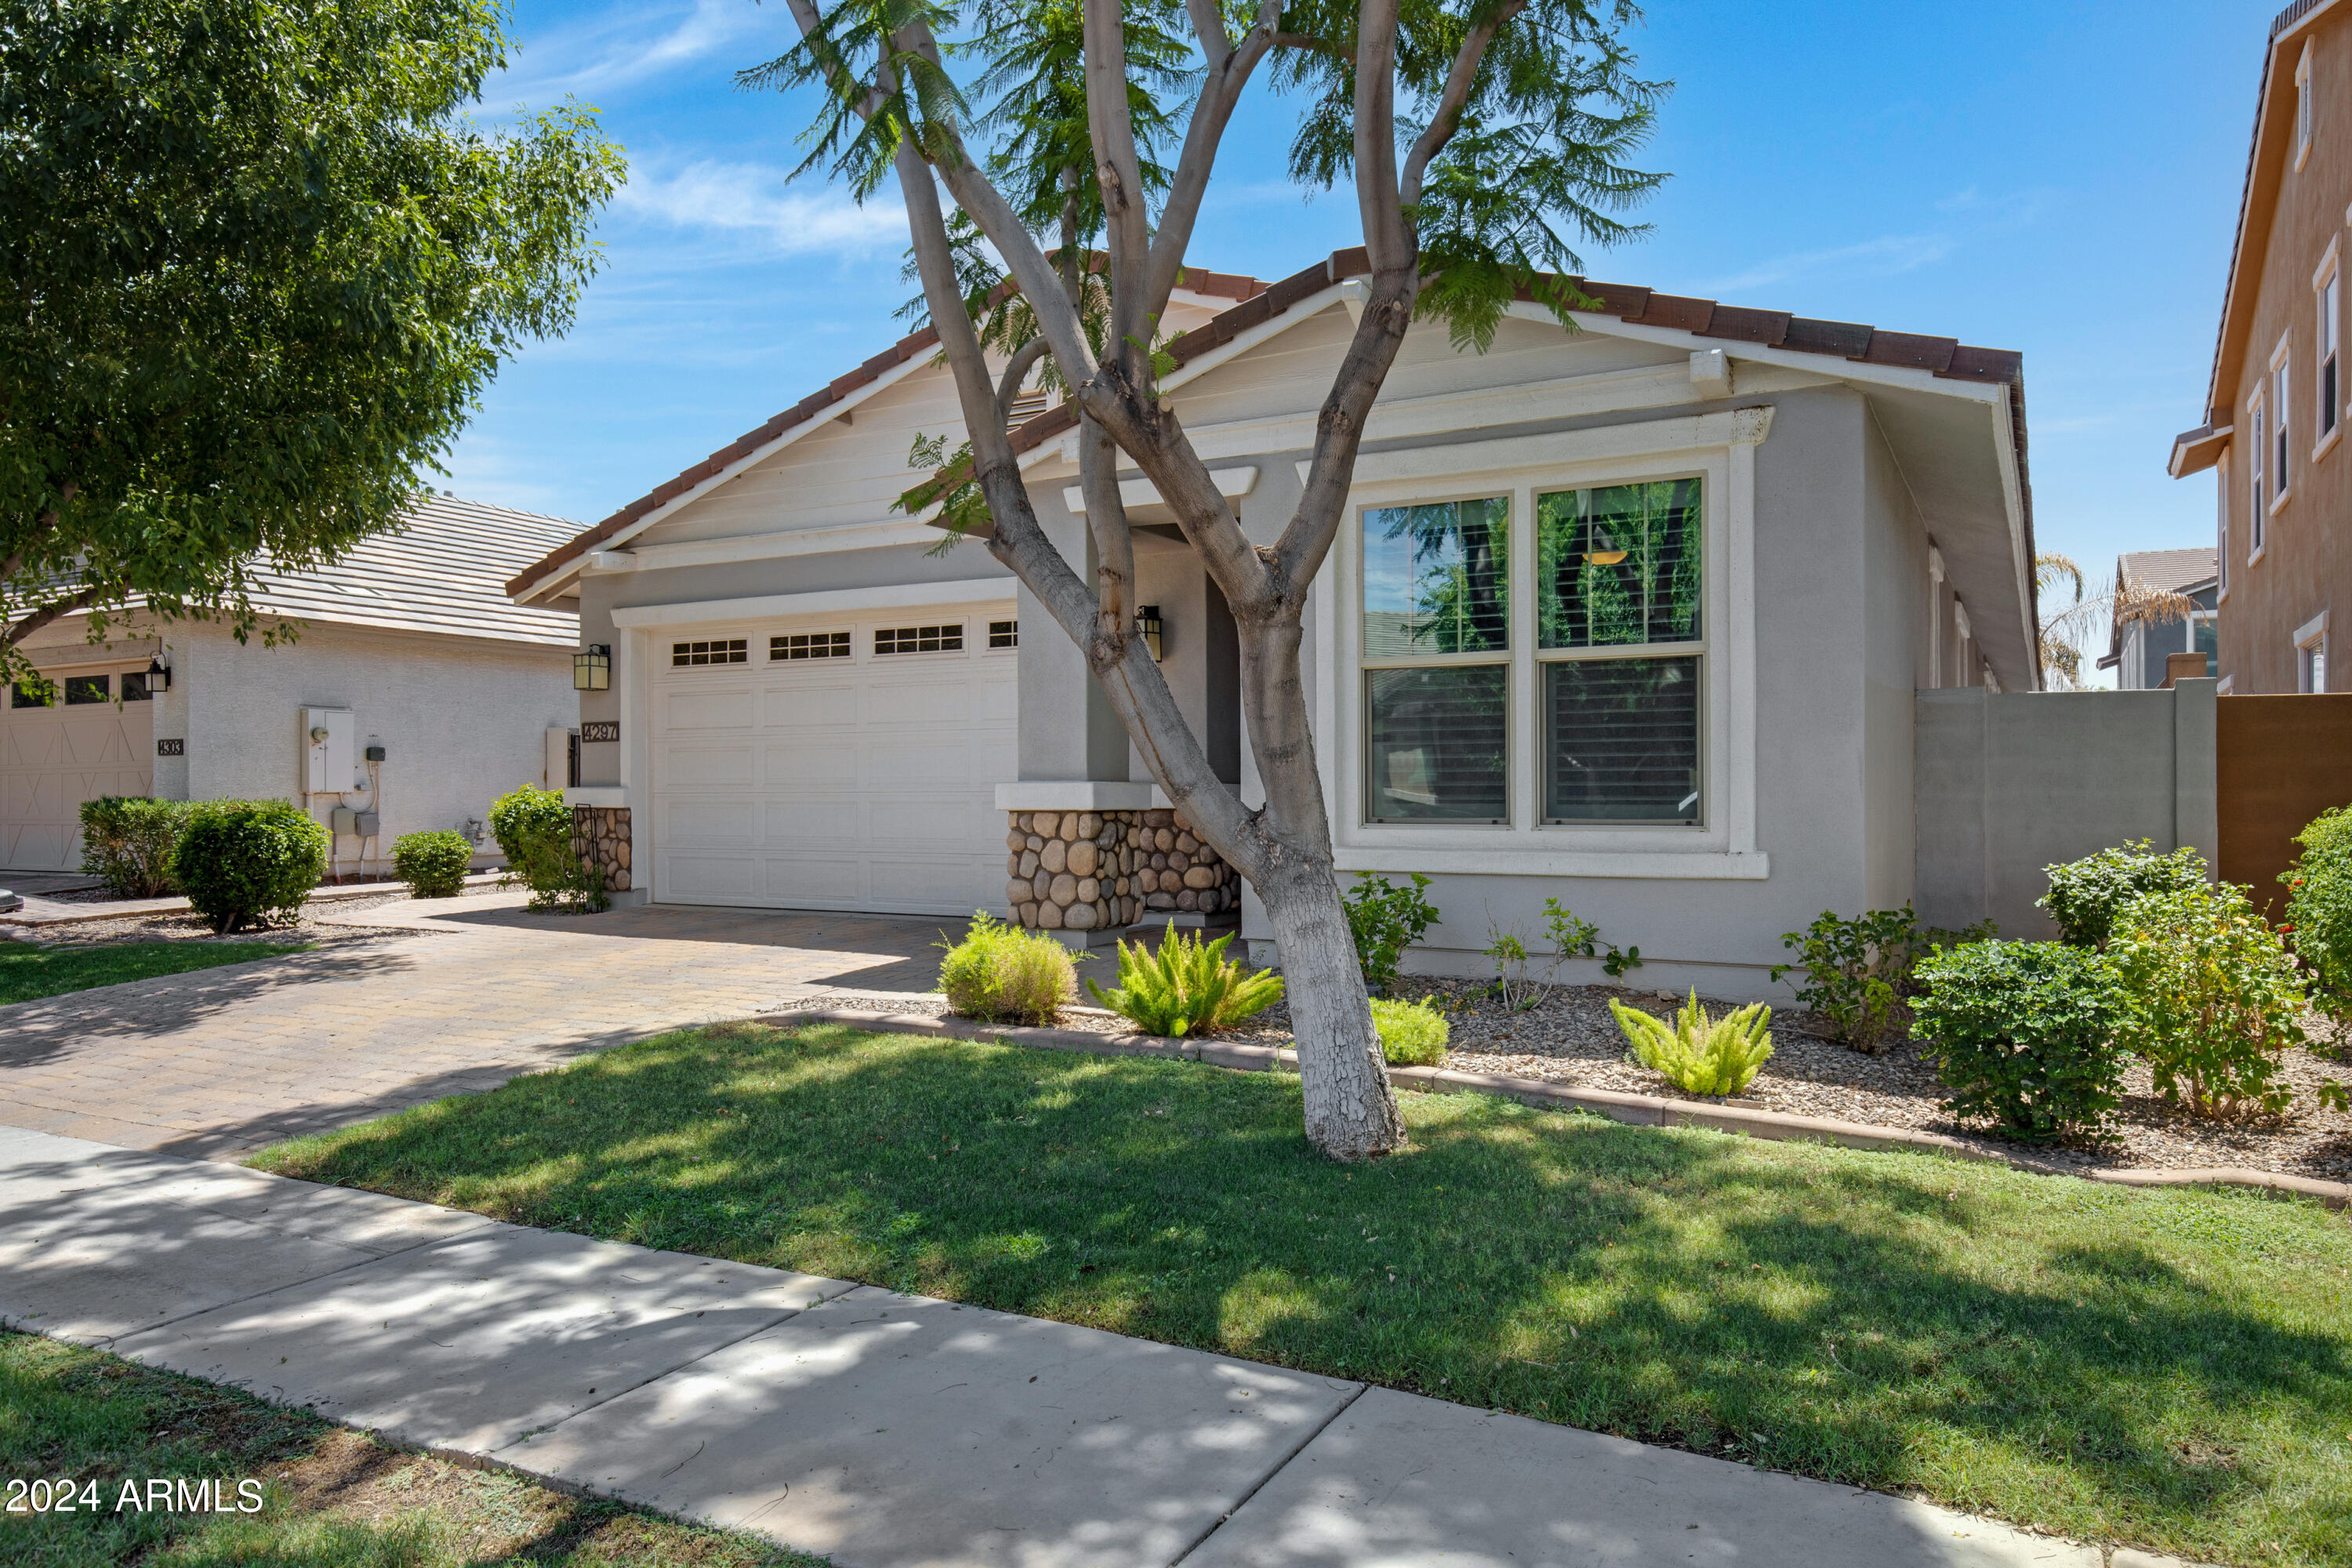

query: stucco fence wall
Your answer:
[1915,681,2220,940]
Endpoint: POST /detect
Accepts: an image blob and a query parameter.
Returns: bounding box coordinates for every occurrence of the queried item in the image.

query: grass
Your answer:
[251,1022,2352,1568]
[0,940,310,1007]
[0,1331,826,1566]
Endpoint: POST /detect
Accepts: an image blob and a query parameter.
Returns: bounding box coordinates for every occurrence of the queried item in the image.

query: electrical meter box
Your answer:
[299,708,354,793]
[329,808,380,836]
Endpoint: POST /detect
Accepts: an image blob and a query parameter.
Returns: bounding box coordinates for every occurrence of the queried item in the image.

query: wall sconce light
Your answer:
[146,654,172,692]
[1134,606,1164,662]
[573,644,612,691]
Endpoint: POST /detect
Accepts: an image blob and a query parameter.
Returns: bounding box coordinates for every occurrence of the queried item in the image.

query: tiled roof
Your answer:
[257,495,580,647]
[2118,546,2220,595]
[508,249,2033,604]
[503,265,1270,597]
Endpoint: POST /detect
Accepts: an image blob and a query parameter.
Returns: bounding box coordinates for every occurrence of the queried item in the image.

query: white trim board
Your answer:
[609,577,1016,629]
[590,518,946,574]
[1062,466,1258,515]
[1311,405,1776,488]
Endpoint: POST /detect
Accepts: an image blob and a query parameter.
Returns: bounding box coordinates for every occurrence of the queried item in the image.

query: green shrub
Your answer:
[488,783,605,913]
[2110,881,2303,1118]
[1911,939,2125,1139]
[938,911,1076,1024]
[1770,905,1991,1051]
[1610,989,1774,1097]
[390,830,474,898]
[2281,803,2352,1027]
[1343,872,1439,995]
[78,796,192,897]
[1370,996,1449,1065]
[1087,922,1283,1036]
[2040,839,2208,947]
[170,799,328,933]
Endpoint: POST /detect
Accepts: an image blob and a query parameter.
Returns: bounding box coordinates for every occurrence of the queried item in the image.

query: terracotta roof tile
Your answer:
[1858,330,1958,374]
[1697,306,1791,346]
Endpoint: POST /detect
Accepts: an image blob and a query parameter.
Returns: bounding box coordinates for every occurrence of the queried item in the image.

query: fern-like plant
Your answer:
[1610,989,1776,1098]
[1087,923,1283,1036]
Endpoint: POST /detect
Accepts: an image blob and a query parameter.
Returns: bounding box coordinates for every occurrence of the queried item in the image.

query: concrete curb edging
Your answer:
[1,869,510,927]
[754,1006,2352,1210]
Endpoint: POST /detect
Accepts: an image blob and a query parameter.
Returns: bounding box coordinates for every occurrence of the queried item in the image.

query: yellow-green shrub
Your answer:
[1370,996,1449,1065]
[1610,989,1774,1097]
[938,912,1075,1025]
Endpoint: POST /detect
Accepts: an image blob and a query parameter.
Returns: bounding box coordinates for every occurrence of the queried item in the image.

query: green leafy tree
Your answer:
[0,0,622,673]
[748,0,1662,1158]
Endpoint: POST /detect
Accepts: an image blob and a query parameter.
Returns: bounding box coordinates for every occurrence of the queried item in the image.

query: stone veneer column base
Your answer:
[1004,807,1240,942]
[571,805,633,895]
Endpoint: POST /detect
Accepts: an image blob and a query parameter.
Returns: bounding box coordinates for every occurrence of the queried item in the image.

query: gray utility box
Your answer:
[328,808,381,837]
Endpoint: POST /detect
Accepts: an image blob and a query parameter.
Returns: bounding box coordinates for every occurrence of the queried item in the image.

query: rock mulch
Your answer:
[878,974,2352,1186]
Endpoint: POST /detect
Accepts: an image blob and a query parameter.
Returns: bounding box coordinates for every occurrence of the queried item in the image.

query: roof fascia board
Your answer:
[596,517,947,573]
[1544,303,2005,402]
[608,575,1015,628]
[249,603,579,648]
[1987,382,2039,690]
[512,348,933,603]
[1150,282,1356,398]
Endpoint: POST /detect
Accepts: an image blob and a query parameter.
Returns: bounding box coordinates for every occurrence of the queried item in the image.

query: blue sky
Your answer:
[451,0,2272,614]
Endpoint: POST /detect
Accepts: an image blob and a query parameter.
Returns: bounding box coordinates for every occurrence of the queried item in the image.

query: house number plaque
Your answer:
[157,739,185,757]
[580,721,620,743]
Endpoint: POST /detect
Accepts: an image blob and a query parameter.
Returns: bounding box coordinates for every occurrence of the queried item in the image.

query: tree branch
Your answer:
[1142,0,1282,321]
[1399,0,1525,207]
[1082,0,1152,359]
[1184,0,1232,71]
[3,579,114,652]
[996,337,1050,425]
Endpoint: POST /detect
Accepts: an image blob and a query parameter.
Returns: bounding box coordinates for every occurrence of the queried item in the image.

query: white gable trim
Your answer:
[1062,466,1259,514]
[590,517,948,573]
[608,575,1014,628]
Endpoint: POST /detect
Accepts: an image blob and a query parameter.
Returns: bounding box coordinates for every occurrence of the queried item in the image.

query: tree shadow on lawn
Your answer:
[258,1022,2352,1564]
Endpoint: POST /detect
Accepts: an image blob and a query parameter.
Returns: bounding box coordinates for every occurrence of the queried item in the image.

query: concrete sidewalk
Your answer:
[0,1126,2186,1568]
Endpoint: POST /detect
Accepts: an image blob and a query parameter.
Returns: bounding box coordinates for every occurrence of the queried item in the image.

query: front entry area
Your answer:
[1,664,154,872]
[651,602,1018,915]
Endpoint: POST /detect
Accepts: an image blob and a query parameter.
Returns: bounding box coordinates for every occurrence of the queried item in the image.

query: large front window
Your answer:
[1362,497,1509,821]
[1360,478,1705,828]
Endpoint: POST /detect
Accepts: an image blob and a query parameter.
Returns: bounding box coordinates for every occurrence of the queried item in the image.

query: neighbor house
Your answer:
[508,251,2038,999]
[2169,0,2350,693]
[2096,547,2219,688]
[2,495,582,875]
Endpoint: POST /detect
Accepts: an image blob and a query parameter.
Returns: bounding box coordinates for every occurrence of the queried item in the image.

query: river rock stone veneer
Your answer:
[571,805,632,895]
[1004,808,1240,932]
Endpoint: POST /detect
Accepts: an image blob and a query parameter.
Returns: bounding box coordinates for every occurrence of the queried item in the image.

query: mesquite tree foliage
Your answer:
[748,0,1663,1158]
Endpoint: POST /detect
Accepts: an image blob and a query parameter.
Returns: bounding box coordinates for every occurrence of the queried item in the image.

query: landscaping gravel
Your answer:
[6,889,466,950]
[891,973,2352,1185]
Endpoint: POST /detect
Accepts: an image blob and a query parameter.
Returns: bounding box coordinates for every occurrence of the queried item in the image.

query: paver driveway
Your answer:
[0,891,1024,1160]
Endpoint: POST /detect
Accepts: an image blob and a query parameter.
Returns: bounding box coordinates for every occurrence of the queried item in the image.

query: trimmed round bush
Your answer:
[1370,996,1449,1065]
[78,796,193,897]
[488,782,571,869]
[171,799,329,933]
[2039,839,2209,947]
[1911,938,2125,1139]
[391,829,474,898]
[938,911,1076,1025]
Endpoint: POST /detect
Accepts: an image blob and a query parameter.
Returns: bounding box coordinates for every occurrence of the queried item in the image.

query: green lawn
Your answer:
[252,1022,2352,1568]
[0,940,310,1007]
[0,1331,823,1567]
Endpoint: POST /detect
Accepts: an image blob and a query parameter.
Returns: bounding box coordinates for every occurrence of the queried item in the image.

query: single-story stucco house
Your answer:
[3,495,582,876]
[507,249,2038,999]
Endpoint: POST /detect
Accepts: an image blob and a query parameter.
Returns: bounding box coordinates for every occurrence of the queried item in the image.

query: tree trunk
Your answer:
[1258,851,1403,1159]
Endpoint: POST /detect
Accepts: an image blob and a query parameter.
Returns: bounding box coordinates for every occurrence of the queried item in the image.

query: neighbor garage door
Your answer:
[1,666,154,871]
[651,603,1018,913]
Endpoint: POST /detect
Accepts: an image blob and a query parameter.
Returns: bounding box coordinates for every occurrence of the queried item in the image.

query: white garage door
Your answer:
[1,667,155,872]
[652,604,1018,914]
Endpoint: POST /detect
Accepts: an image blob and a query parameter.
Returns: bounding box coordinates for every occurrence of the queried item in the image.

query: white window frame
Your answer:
[2296,42,2314,172]
[2271,340,2293,510]
[2216,449,2232,601]
[2247,385,2269,561]
[1314,408,1769,881]
[2318,241,2343,459]
[2298,610,2330,694]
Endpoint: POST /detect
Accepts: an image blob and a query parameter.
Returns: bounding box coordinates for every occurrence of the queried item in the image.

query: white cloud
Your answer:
[615,161,909,257]
[483,0,782,107]
[1698,234,1958,296]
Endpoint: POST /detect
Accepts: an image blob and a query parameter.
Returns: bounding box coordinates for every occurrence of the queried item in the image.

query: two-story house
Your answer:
[2169,0,2350,692]
[2096,548,2218,688]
